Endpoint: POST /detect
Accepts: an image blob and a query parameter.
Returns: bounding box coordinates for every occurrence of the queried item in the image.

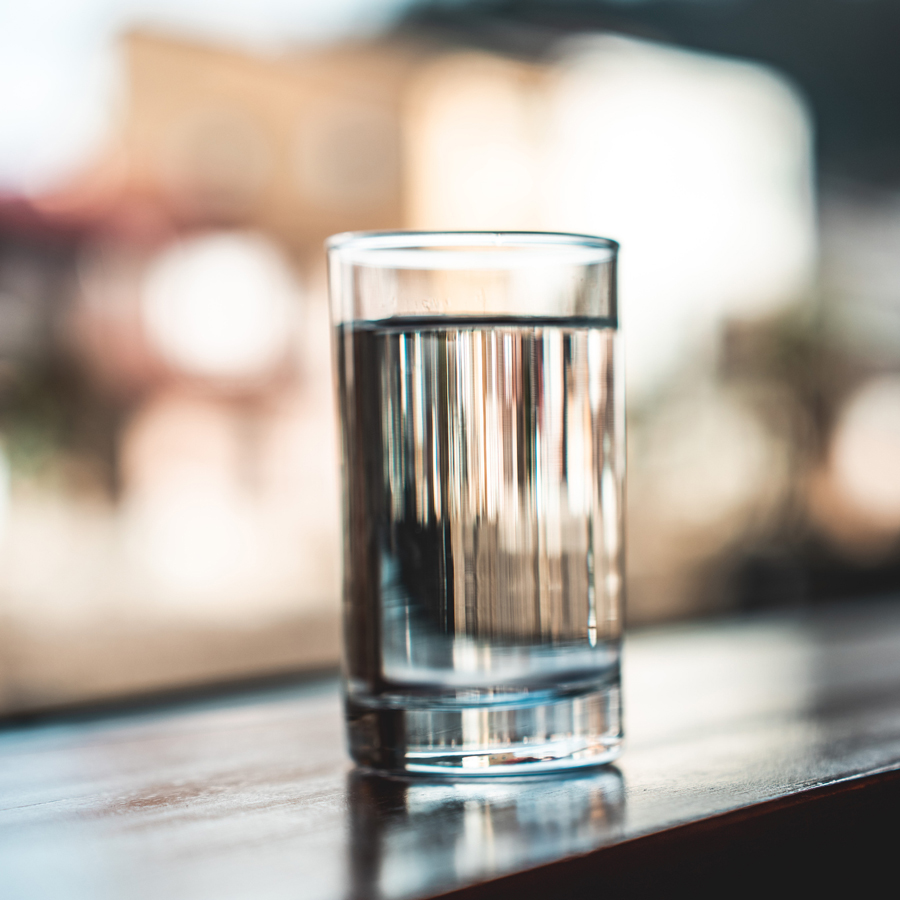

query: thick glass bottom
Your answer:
[346,682,622,776]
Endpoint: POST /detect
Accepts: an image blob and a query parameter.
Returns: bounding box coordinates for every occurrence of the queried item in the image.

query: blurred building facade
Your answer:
[0,16,898,711]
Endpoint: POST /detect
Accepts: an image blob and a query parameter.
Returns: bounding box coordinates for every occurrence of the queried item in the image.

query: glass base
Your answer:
[346,682,622,776]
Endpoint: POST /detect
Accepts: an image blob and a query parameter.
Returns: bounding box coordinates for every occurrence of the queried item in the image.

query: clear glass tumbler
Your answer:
[327,231,623,775]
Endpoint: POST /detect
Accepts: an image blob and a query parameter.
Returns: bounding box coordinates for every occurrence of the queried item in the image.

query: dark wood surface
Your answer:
[3,600,900,899]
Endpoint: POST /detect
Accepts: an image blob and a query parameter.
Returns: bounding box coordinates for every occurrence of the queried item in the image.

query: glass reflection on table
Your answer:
[347,767,624,899]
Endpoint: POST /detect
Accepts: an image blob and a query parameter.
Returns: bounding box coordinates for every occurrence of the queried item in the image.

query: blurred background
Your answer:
[1,0,899,713]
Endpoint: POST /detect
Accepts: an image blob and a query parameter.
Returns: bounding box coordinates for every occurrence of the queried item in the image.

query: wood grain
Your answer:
[2,600,900,899]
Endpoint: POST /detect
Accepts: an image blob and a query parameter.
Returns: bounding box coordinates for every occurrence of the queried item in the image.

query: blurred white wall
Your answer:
[406,35,816,400]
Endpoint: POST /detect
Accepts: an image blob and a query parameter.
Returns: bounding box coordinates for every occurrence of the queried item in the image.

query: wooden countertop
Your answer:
[3,600,900,899]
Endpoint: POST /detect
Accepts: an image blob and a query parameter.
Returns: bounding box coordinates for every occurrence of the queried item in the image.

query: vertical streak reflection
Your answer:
[354,320,622,673]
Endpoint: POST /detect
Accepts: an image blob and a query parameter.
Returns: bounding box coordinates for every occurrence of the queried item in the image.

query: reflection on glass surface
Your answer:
[347,768,624,899]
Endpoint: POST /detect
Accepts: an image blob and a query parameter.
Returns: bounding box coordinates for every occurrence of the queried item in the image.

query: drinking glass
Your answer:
[327,231,623,775]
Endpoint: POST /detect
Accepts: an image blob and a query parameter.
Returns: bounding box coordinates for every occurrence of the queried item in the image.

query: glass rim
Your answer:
[326,230,619,270]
